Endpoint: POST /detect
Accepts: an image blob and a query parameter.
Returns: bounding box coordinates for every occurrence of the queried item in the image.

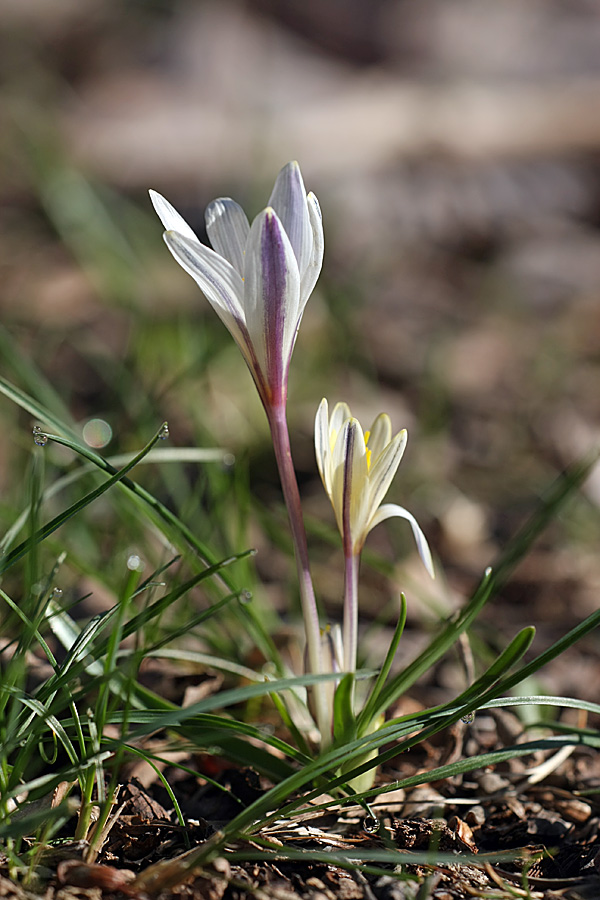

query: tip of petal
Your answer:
[149,188,168,209]
[307,191,322,218]
[260,206,282,227]
[204,198,227,228]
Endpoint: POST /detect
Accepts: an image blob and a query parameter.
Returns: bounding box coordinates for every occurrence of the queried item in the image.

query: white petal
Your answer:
[163,231,248,349]
[368,503,435,578]
[205,198,250,276]
[243,208,301,390]
[268,161,313,278]
[149,190,199,243]
[299,192,324,309]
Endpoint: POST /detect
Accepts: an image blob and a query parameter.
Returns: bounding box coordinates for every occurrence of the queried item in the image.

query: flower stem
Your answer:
[267,402,329,740]
[343,552,360,673]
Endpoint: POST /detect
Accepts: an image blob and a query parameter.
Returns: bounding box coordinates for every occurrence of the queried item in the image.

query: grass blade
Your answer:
[368,452,596,722]
[0,423,168,575]
[358,594,406,733]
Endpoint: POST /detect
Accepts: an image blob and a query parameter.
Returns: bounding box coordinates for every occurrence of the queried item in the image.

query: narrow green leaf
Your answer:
[0,376,246,598]
[268,690,313,758]
[437,626,536,715]
[0,588,57,671]
[228,840,515,869]
[0,800,76,841]
[0,375,78,441]
[145,649,263,683]
[326,627,537,796]
[0,423,167,575]
[333,673,357,745]
[3,690,79,765]
[358,594,406,733]
[368,453,596,723]
[489,606,600,699]
[50,607,118,678]
[125,671,352,740]
[357,735,600,804]
[249,625,536,826]
[367,568,495,722]
[481,695,600,717]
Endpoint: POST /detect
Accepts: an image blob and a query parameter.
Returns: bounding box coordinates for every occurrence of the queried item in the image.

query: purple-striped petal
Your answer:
[151,163,322,408]
[268,161,313,279]
[244,208,300,397]
[332,418,368,553]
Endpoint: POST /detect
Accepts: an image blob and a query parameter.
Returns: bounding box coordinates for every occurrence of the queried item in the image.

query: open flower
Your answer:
[315,399,434,575]
[150,161,323,408]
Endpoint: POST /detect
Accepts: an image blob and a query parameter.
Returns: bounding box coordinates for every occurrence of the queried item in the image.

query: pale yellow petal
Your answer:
[368,503,435,578]
[330,419,369,550]
[330,402,352,444]
[367,429,407,516]
[367,413,393,462]
[315,398,332,494]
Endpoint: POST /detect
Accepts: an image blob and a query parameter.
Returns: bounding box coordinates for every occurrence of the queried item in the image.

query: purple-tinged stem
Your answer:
[267,401,330,740]
[343,552,360,674]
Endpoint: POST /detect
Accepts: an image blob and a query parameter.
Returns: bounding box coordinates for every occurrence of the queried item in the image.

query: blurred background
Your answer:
[2,0,600,702]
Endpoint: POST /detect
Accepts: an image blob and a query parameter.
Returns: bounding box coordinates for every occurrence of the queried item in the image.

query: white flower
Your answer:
[315,399,434,575]
[150,162,323,408]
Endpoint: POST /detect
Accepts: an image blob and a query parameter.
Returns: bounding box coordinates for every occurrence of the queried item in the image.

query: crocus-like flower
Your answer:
[316,399,434,674]
[315,399,434,573]
[152,163,328,736]
[150,161,323,409]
